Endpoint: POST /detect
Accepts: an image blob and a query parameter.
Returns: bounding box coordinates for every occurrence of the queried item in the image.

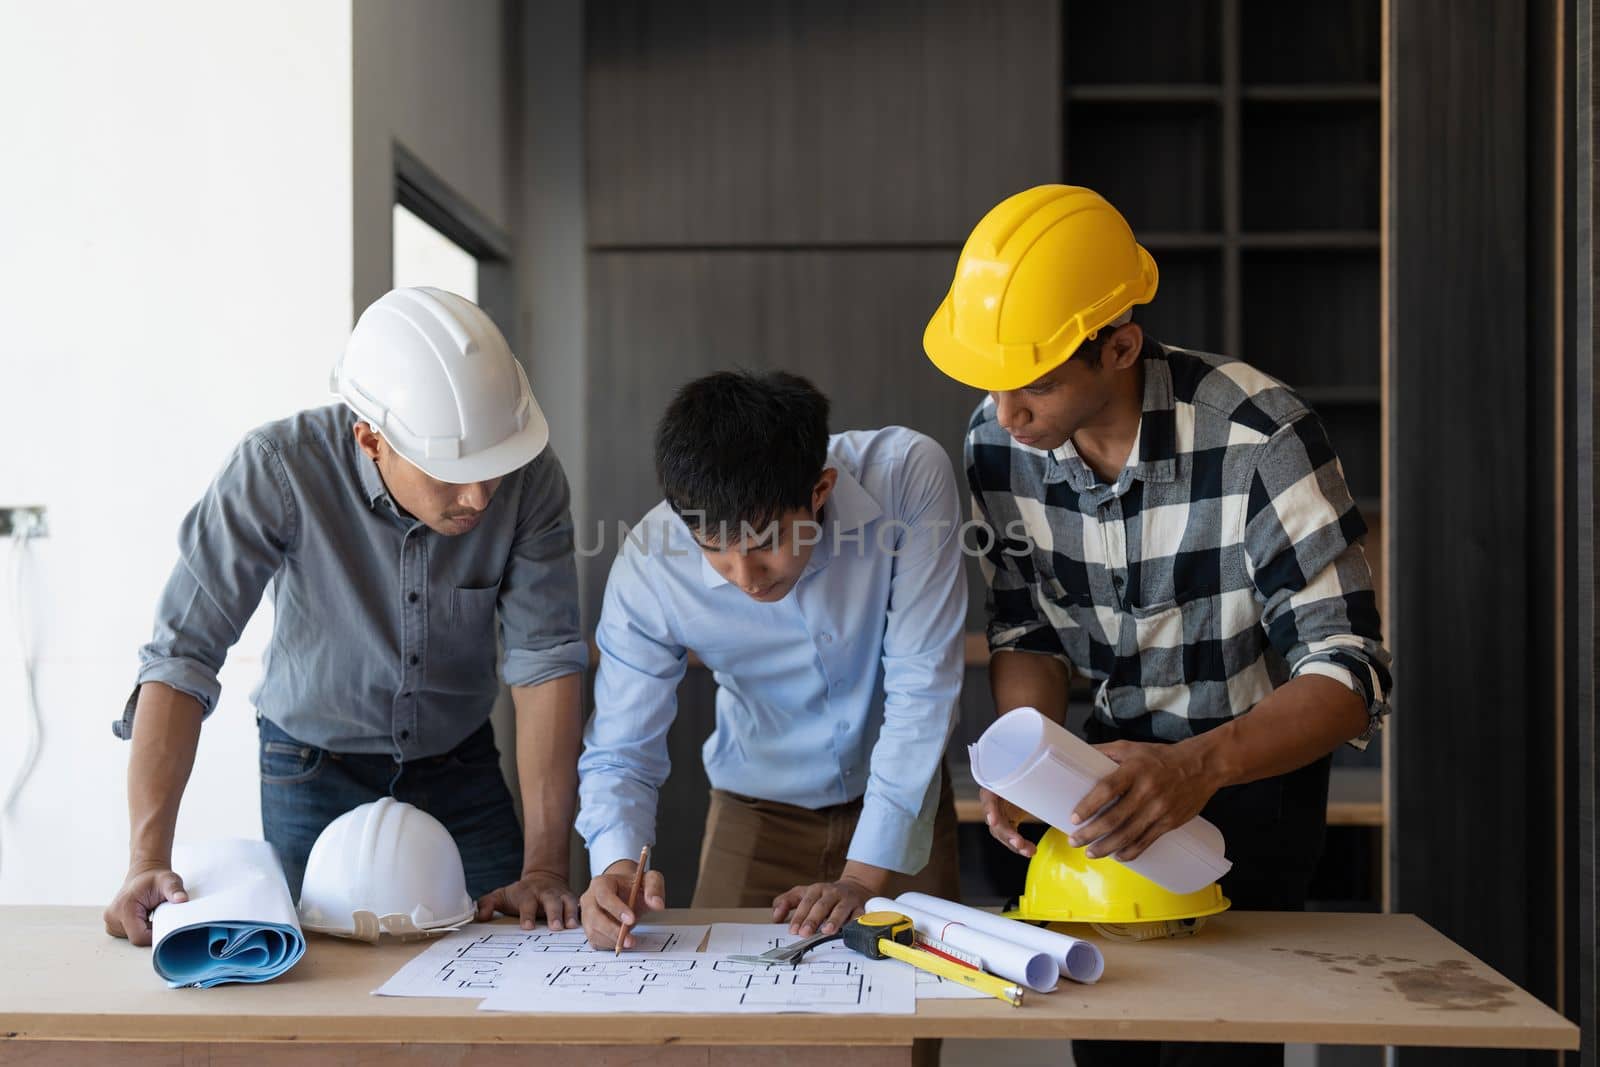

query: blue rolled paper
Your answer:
[153,919,306,988]
[151,839,307,988]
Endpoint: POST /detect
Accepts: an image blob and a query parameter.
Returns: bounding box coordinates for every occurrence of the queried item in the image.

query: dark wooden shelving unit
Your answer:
[1064,0,1381,516]
[1067,84,1225,103]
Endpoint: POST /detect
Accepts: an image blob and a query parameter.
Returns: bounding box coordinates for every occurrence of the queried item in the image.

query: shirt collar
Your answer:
[351,438,413,523]
[1046,337,1177,494]
[821,462,884,536]
[352,450,398,514]
[697,461,884,588]
[1131,342,1177,483]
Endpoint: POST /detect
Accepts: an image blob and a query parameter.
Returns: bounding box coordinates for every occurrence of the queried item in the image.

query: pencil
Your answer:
[614,844,650,957]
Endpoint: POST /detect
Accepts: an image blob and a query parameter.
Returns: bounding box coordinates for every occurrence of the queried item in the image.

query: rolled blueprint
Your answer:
[968,706,1231,894]
[896,891,1105,984]
[151,839,306,988]
[867,896,1059,992]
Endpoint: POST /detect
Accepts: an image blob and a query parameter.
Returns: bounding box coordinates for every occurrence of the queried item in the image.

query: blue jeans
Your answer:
[257,715,524,902]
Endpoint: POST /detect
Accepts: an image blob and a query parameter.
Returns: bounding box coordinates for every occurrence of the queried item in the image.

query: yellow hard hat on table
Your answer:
[923,185,1159,391]
[1004,828,1230,942]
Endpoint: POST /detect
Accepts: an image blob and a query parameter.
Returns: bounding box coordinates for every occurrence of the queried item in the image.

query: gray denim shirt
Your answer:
[117,403,587,758]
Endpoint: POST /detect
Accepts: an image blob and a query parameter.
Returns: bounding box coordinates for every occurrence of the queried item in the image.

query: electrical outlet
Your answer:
[0,507,48,538]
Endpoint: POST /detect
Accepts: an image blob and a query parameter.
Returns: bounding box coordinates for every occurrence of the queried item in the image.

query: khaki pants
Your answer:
[691,766,961,907]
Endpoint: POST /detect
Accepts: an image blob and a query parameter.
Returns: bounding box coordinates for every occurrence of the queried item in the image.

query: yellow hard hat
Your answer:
[1003,828,1230,927]
[923,185,1159,392]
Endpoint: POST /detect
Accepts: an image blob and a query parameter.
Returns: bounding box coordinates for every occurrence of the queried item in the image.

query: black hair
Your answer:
[1073,333,1107,370]
[1074,316,1134,369]
[654,370,831,538]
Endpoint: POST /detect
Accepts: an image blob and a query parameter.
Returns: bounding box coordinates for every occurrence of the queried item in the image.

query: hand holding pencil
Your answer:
[614,845,651,956]
[578,844,665,953]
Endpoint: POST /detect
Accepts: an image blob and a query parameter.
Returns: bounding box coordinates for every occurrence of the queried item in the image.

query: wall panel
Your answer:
[586,0,1060,246]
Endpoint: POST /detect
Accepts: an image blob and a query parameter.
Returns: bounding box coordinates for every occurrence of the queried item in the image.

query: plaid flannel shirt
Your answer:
[966,340,1392,745]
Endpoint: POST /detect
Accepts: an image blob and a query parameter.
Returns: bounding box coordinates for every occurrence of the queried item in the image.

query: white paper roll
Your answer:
[152,839,306,988]
[896,891,1105,985]
[867,896,1059,993]
[968,706,1231,894]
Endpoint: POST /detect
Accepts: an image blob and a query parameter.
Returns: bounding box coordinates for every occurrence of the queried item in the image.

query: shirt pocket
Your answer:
[452,584,501,626]
[1033,547,1094,610]
[440,585,501,680]
[1127,552,1223,645]
[1128,593,1221,692]
[1128,597,1186,649]
[1012,551,1096,662]
[1037,579,1093,627]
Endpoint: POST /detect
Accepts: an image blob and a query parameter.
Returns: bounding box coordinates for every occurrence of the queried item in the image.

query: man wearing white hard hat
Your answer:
[103,288,589,947]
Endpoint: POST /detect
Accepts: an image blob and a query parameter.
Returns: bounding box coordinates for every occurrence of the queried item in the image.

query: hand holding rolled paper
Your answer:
[969,707,1230,894]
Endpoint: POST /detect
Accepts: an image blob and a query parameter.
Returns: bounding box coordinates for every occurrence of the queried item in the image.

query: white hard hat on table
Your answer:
[296,797,475,943]
[332,287,549,484]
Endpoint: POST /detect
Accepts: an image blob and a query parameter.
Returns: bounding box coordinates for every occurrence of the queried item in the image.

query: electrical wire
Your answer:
[0,517,44,877]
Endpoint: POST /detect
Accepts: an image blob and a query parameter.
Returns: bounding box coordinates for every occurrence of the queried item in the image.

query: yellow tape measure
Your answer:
[842,910,1023,1007]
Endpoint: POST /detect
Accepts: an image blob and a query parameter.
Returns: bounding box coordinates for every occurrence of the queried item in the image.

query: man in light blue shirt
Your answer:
[577,371,966,949]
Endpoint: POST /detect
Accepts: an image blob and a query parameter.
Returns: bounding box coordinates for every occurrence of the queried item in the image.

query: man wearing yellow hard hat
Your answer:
[925,186,1393,1067]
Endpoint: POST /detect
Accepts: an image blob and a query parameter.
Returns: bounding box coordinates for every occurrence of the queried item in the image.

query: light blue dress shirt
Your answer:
[576,427,967,878]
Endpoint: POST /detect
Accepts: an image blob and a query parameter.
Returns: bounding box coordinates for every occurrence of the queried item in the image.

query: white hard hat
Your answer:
[332,287,549,484]
[296,797,475,943]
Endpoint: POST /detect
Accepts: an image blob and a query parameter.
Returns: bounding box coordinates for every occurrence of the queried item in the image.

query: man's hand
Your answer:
[980,787,1038,858]
[772,860,889,937]
[476,869,579,931]
[579,859,666,950]
[1070,739,1221,862]
[103,864,188,946]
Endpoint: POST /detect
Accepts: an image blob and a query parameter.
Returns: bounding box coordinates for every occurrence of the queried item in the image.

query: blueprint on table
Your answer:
[705,922,986,1000]
[476,951,915,1015]
[373,923,710,998]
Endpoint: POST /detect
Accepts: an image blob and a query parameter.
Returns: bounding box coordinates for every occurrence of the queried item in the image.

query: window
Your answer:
[392,202,478,302]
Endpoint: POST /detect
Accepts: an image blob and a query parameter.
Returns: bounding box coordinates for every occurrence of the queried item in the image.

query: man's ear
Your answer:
[352,421,384,461]
[1104,323,1145,372]
[812,468,839,513]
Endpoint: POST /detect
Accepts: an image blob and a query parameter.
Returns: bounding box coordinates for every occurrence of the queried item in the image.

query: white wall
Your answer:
[0,1,353,904]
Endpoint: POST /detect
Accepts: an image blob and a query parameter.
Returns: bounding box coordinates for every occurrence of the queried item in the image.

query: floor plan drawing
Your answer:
[703,923,987,1000]
[372,923,711,998]
[477,952,916,1015]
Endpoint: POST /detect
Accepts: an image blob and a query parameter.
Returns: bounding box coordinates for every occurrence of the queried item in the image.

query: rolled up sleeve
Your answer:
[117,433,297,737]
[497,450,589,688]
[1244,415,1393,746]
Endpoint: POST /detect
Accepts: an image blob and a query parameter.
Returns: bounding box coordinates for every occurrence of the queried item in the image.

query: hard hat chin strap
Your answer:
[1091,918,1209,942]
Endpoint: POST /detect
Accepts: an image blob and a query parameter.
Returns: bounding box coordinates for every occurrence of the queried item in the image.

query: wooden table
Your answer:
[0,906,1575,1064]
